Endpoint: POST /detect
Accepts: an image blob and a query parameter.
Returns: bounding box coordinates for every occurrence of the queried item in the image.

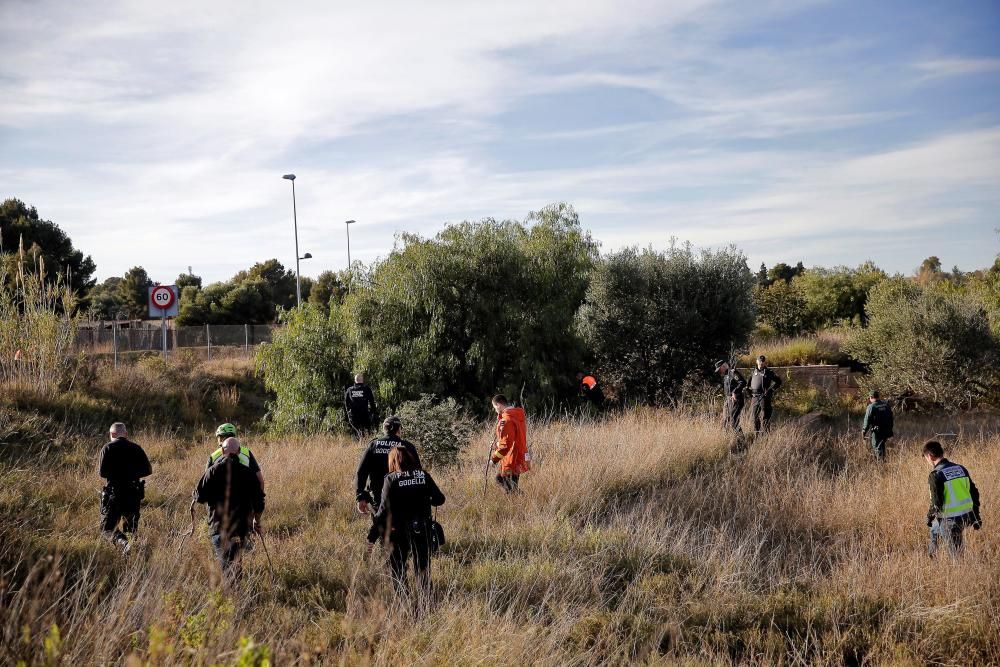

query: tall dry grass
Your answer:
[741,330,851,367]
[0,240,80,394]
[1,411,998,665]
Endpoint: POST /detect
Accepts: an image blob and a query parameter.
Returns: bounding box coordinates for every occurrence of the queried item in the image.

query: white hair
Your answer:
[109,422,127,437]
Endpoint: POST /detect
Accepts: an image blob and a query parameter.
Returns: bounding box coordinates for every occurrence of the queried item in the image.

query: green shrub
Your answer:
[396,394,474,467]
[578,243,755,406]
[846,279,999,409]
[256,304,352,433]
[342,204,597,411]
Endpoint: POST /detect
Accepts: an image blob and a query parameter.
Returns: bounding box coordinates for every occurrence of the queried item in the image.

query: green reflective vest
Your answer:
[939,464,974,518]
[210,446,251,469]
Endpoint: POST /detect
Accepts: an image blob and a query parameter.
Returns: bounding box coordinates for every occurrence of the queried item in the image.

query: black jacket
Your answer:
[927,458,981,524]
[370,469,445,543]
[98,437,152,487]
[345,383,377,422]
[194,455,266,538]
[724,369,746,398]
[355,436,421,504]
[749,367,782,397]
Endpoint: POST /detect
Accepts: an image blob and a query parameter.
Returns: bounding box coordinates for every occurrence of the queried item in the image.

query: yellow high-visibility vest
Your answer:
[939,464,974,518]
[209,446,251,469]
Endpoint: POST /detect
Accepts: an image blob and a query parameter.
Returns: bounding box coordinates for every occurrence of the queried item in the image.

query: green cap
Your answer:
[215,422,237,437]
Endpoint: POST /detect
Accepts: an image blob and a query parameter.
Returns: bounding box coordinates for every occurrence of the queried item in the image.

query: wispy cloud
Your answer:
[915,57,1000,80]
[1,0,998,281]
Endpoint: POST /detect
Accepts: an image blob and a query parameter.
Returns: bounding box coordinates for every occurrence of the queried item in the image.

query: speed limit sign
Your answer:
[148,284,179,317]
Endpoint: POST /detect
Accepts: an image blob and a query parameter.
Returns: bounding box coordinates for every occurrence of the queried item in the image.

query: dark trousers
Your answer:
[868,432,889,461]
[348,413,372,437]
[750,395,773,433]
[100,485,141,546]
[211,533,247,579]
[929,516,970,559]
[724,396,745,433]
[389,530,431,595]
[496,474,520,493]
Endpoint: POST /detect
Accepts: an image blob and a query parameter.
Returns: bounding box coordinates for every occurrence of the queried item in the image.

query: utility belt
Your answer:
[101,480,145,506]
[408,517,446,553]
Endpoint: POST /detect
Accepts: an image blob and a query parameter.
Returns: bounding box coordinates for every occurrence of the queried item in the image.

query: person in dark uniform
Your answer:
[862,390,894,461]
[97,422,152,554]
[345,373,378,437]
[749,355,782,433]
[714,360,746,434]
[369,446,445,596]
[192,437,266,580]
[355,416,421,515]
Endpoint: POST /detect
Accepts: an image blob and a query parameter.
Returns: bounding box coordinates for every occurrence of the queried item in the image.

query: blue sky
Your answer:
[1,0,998,283]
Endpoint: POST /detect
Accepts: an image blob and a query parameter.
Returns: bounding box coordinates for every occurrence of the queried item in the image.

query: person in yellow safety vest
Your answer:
[923,440,982,559]
[207,423,264,489]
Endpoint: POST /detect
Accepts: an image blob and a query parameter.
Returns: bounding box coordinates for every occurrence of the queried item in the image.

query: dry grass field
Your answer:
[2,407,999,665]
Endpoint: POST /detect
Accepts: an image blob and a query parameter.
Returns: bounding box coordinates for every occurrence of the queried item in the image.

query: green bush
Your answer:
[753,280,807,336]
[396,394,473,468]
[256,304,352,433]
[342,204,597,411]
[578,243,755,405]
[846,278,999,409]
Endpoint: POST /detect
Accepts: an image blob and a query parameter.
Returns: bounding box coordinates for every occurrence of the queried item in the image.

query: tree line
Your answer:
[4,196,999,418]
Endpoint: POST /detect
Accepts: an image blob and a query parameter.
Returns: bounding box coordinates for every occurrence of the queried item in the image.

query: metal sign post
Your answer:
[148,285,179,358]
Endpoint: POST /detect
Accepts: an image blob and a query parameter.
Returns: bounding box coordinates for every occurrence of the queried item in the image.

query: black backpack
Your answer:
[871,402,894,437]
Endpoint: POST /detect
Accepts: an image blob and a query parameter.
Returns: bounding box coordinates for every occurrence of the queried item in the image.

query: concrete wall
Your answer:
[741,365,861,398]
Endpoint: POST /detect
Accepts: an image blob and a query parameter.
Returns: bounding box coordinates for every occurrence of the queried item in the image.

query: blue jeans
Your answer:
[928,517,966,559]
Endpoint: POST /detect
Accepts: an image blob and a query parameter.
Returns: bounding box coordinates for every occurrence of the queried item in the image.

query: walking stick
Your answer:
[255,522,276,577]
[483,433,497,495]
[182,501,196,539]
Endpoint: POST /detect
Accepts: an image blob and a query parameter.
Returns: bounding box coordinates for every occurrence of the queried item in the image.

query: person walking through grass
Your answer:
[193,437,266,581]
[345,373,379,438]
[98,422,152,555]
[489,394,530,492]
[368,445,446,597]
[355,416,422,516]
[923,440,982,559]
[206,422,264,489]
[862,390,894,461]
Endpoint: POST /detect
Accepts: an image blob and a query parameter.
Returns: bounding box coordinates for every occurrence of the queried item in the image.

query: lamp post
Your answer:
[282,173,302,306]
[345,219,356,293]
[345,219,356,269]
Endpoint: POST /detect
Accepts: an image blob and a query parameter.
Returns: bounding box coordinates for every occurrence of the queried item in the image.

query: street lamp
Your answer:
[345,219,356,269]
[300,252,313,260]
[282,173,303,306]
[345,219,356,294]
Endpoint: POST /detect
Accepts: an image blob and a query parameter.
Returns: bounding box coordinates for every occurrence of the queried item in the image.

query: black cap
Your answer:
[714,360,726,371]
[757,355,766,362]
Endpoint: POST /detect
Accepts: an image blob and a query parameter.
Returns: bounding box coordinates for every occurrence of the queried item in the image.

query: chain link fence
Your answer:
[76,323,278,359]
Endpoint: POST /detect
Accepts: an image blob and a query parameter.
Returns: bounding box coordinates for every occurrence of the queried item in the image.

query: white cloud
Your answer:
[1,0,997,281]
[915,58,1000,80]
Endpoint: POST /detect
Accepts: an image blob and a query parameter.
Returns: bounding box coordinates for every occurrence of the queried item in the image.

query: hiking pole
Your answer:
[255,523,276,577]
[182,501,196,539]
[483,434,497,495]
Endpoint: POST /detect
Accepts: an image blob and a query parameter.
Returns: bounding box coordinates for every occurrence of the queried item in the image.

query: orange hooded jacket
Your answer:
[492,407,530,476]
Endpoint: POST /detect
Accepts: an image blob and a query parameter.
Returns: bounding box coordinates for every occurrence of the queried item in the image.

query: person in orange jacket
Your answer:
[490,394,530,492]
